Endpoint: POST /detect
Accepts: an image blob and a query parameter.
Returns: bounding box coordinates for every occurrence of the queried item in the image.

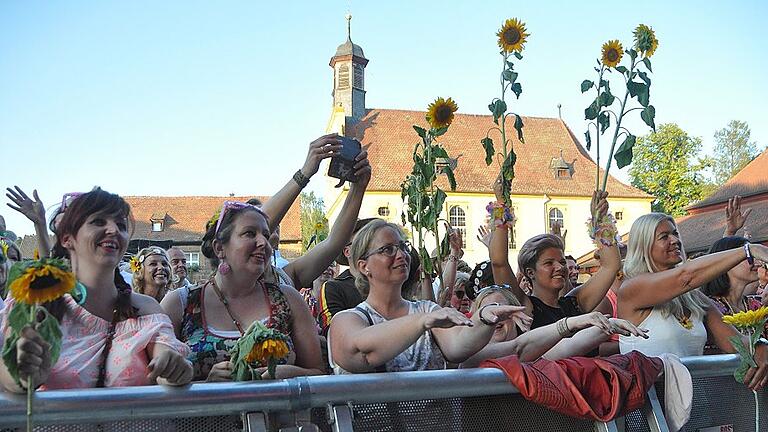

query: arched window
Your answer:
[353,64,364,89]
[377,206,390,217]
[338,64,350,90]
[548,208,564,231]
[449,206,467,248]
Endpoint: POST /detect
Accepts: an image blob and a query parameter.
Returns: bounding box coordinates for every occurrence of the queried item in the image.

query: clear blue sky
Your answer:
[1,1,766,235]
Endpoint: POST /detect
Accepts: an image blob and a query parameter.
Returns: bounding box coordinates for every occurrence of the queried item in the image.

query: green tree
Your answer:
[629,123,711,216]
[299,191,328,252]
[713,120,759,184]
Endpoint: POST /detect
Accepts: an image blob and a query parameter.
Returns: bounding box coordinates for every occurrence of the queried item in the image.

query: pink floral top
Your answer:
[1,295,189,389]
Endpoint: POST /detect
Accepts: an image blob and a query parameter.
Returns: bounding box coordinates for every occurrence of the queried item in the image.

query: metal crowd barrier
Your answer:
[0,354,762,431]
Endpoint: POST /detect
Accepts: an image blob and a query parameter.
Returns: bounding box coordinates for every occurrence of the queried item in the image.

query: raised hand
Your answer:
[350,148,372,188]
[476,225,492,249]
[725,195,752,236]
[301,134,342,178]
[445,222,463,257]
[6,186,46,225]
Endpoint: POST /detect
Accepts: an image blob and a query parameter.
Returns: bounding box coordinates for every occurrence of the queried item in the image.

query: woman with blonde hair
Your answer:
[618,212,768,390]
[329,219,532,374]
[131,246,172,302]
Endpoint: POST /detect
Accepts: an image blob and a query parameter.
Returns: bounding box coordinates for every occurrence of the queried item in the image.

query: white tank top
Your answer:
[619,307,707,358]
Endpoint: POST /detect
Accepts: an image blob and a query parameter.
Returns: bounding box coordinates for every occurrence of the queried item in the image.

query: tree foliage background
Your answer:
[299,191,328,252]
[712,120,760,185]
[629,123,711,216]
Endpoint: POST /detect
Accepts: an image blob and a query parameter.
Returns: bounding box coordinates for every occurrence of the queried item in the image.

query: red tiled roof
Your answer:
[689,147,768,209]
[676,199,768,253]
[346,109,651,198]
[123,195,301,243]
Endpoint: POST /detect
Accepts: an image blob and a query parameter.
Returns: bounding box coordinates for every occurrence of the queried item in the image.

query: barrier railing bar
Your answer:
[642,387,670,432]
[0,354,743,426]
[328,404,354,432]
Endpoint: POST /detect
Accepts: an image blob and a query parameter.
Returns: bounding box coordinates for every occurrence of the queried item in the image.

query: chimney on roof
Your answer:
[229,193,235,197]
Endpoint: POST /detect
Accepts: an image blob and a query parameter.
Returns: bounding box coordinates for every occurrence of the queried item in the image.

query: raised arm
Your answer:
[436,223,462,295]
[283,150,370,288]
[724,195,752,237]
[620,244,768,313]
[260,134,342,231]
[487,178,526,306]
[6,187,51,257]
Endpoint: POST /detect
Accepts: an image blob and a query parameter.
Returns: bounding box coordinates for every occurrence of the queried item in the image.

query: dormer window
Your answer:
[150,212,167,232]
[152,221,163,232]
[549,150,574,180]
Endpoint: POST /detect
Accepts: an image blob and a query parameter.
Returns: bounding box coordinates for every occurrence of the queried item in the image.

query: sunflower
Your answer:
[315,222,324,230]
[8,260,75,304]
[601,40,623,68]
[426,97,459,129]
[633,24,658,58]
[496,18,529,53]
[244,338,290,364]
[0,239,8,259]
[723,307,768,330]
[207,210,221,230]
[129,256,141,273]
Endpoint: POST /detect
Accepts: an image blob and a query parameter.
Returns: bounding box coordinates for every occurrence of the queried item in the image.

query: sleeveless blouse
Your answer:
[179,281,294,381]
[619,307,707,358]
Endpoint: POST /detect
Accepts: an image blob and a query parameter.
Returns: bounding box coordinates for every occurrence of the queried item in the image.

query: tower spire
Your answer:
[346,13,352,41]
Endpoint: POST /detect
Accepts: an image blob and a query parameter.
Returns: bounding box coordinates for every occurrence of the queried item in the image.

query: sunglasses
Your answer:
[214,201,267,235]
[362,241,411,260]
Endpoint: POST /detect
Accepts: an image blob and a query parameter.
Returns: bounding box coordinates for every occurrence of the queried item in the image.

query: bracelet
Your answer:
[447,254,459,263]
[292,170,310,189]
[744,243,754,267]
[478,302,500,326]
[556,317,575,338]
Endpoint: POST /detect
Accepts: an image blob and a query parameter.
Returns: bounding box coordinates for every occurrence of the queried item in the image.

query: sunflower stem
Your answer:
[27,304,36,432]
[594,66,605,192]
[601,56,635,192]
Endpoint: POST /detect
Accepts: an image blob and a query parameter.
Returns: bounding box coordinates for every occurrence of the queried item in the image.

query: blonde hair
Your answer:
[623,213,709,320]
[348,219,406,297]
[470,286,521,314]
[132,246,171,296]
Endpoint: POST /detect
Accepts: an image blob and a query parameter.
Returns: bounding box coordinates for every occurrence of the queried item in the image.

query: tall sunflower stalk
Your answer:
[401,97,459,289]
[582,24,659,192]
[2,258,75,432]
[480,18,529,207]
[723,307,768,432]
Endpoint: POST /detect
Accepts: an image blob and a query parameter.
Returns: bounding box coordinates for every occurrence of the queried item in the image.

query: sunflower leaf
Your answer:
[513,51,523,60]
[614,134,636,169]
[440,166,457,191]
[628,49,638,61]
[506,61,515,70]
[489,100,507,125]
[413,126,427,138]
[510,82,523,99]
[513,114,525,143]
[502,70,518,83]
[432,127,449,137]
[627,81,650,107]
[638,71,651,87]
[641,105,656,131]
[734,360,750,384]
[585,131,592,151]
[419,246,433,276]
[616,66,628,75]
[642,57,653,72]
[481,137,495,165]
[580,80,593,93]
[598,112,610,133]
[36,308,62,366]
[598,91,615,108]
[585,99,600,120]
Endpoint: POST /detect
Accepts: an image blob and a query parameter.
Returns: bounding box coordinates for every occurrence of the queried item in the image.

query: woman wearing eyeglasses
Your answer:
[329,219,533,374]
[161,201,325,381]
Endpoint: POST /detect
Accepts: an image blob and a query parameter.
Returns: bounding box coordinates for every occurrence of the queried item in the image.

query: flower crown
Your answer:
[130,246,168,273]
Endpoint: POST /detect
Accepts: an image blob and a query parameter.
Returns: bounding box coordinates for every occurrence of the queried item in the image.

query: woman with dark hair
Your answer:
[0,187,192,391]
[161,201,325,381]
[701,236,763,316]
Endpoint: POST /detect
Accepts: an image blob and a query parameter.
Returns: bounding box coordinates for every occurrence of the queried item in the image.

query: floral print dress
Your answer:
[180,281,294,381]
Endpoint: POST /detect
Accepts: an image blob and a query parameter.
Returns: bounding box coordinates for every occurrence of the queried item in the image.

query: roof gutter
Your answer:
[543,194,551,230]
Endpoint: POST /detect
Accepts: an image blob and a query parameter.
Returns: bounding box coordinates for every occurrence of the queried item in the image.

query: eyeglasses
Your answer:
[214,201,267,235]
[475,284,513,298]
[362,241,411,260]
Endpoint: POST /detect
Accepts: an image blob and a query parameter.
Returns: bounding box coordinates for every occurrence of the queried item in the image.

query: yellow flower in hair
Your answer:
[207,210,221,230]
[723,307,768,330]
[8,260,75,304]
[0,239,8,258]
[497,18,529,54]
[129,256,141,273]
[426,97,459,129]
[601,40,623,68]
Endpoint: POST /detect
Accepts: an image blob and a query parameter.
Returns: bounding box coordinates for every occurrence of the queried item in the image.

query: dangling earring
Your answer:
[218,259,231,275]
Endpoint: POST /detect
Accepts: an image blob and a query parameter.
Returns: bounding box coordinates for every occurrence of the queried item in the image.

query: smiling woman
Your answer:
[130,246,172,302]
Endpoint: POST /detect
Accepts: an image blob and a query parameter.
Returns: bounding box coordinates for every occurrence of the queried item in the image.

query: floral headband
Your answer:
[129,246,169,273]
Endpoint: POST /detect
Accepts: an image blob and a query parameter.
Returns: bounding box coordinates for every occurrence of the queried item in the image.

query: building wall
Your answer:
[326,190,652,271]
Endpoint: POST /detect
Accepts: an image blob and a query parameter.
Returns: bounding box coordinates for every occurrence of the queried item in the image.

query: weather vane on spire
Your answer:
[346,13,352,41]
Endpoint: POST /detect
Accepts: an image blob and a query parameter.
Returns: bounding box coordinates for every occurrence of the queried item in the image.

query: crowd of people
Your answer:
[0,134,766,414]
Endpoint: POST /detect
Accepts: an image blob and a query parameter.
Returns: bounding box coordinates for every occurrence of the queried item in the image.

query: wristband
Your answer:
[744,243,754,267]
[292,170,310,189]
[478,302,500,326]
